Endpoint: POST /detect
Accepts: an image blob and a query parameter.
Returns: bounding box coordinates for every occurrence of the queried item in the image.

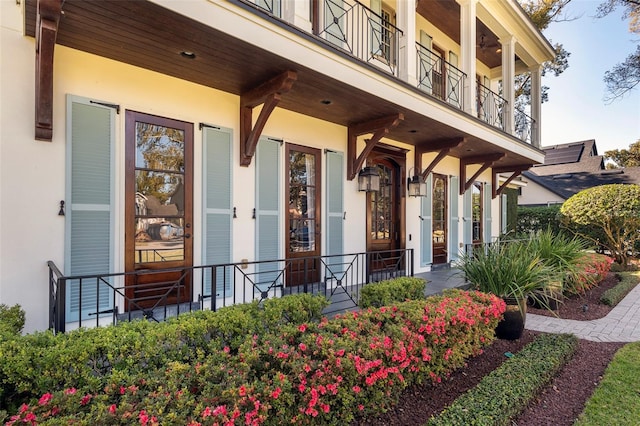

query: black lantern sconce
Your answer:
[407,168,427,197]
[358,166,380,192]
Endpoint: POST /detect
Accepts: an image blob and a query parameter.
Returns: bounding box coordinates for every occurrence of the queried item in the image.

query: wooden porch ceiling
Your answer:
[25,0,535,170]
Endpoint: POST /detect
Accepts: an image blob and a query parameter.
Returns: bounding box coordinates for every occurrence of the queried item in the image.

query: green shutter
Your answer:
[484,183,492,243]
[256,138,281,289]
[326,151,344,275]
[463,187,472,251]
[203,126,233,298]
[66,96,115,322]
[420,174,433,266]
[449,176,460,262]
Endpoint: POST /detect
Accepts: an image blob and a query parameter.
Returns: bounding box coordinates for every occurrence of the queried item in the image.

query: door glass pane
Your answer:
[433,175,446,244]
[370,165,392,240]
[134,123,185,264]
[289,151,316,253]
[472,182,482,243]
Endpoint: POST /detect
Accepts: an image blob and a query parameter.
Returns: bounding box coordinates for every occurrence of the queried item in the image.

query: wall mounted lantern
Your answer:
[407,171,427,197]
[358,166,380,192]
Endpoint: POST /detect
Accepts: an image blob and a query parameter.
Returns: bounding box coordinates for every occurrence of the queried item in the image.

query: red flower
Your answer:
[64,388,77,396]
[212,405,227,416]
[38,393,53,406]
[298,324,307,332]
[271,387,282,399]
[80,394,92,406]
[202,406,212,418]
[299,343,307,351]
[139,409,149,425]
[352,385,361,394]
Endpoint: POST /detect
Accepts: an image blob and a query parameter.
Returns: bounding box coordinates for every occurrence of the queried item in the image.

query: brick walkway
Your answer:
[525,284,640,342]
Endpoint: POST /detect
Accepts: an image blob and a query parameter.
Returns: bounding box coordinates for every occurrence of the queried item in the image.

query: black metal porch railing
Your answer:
[477,82,506,131]
[416,42,466,110]
[514,107,534,144]
[317,0,402,76]
[48,248,414,333]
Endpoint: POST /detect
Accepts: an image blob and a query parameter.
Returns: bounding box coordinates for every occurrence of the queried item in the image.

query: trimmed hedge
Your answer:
[0,304,25,336]
[359,277,427,308]
[3,290,505,425]
[427,333,578,426]
[600,271,640,306]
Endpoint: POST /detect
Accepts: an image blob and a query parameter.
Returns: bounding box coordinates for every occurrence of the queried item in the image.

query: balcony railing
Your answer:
[48,248,414,333]
[477,83,506,131]
[515,107,534,144]
[316,0,402,76]
[416,43,466,110]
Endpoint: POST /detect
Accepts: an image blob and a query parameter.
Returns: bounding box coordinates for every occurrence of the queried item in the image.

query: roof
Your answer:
[530,139,604,176]
[523,167,640,200]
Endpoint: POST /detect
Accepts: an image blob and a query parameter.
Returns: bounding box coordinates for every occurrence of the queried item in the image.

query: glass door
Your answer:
[125,111,193,311]
[432,174,448,264]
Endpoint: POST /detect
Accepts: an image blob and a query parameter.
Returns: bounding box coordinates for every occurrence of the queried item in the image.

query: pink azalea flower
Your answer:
[38,393,53,406]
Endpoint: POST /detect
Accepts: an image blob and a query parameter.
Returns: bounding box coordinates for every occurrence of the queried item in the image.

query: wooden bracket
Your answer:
[35,0,62,141]
[347,114,404,180]
[239,71,297,166]
[460,153,505,195]
[491,165,531,198]
[414,138,465,180]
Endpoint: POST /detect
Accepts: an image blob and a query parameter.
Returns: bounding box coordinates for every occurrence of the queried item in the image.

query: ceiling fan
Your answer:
[477,34,500,52]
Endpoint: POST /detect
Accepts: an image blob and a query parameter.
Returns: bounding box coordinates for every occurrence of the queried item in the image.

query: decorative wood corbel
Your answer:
[491,165,531,198]
[460,153,505,195]
[414,137,465,180]
[35,0,62,141]
[347,114,404,180]
[239,71,297,166]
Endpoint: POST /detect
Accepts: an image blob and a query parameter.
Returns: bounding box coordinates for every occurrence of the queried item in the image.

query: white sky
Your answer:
[540,0,640,153]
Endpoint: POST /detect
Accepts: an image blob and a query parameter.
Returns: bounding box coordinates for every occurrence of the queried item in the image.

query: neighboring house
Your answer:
[519,140,640,206]
[0,0,554,332]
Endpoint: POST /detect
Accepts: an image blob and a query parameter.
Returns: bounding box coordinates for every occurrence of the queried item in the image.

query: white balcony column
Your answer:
[457,0,478,116]
[530,65,543,147]
[282,0,312,32]
[397,0,417,86]
[500,35,516,135]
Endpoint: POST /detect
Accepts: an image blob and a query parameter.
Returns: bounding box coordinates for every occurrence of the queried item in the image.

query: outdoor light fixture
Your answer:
[358,166,380,192]
[407,168,427,197]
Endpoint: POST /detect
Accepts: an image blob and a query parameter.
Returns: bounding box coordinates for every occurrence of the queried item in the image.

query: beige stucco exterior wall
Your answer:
[518,180,565,206]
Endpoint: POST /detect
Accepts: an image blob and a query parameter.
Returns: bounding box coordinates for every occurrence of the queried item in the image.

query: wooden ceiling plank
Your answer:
[239,71,297,166]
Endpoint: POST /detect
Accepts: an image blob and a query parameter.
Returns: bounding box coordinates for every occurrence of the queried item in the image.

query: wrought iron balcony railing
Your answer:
[477,83,506,131]
[48,248,414,333]
[416,42,466,110]
[514,107,534,144]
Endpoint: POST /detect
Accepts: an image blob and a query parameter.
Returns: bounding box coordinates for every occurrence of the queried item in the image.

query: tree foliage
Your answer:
[597,0,640,102]
[515,1,572,110]
[605,139,640,167]
[560,184,640,266]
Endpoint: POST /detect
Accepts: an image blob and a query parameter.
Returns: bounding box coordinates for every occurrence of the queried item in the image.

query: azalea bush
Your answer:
[564,253,614,295]
[359,276,427,308]
[3,289,505,425]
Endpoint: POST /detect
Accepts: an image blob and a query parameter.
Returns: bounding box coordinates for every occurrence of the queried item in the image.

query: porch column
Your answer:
[530,65,542,147]
[458,0,477,116]
[397,0,417,86]
[500,35,516,135]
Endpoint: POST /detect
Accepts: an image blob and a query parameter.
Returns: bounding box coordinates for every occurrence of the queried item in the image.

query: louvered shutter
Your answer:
[255,138,281,290]
[463,187,472,255]
[484,183,492,243]
[420,174,433,266]
[66,96,114,322]
[326,151,344,275]
[203,126,233,298]
[449,176,460,262]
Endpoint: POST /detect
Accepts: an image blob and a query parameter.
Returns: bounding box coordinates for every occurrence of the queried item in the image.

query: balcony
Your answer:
[477,82,506,131]
[416,42,466,110]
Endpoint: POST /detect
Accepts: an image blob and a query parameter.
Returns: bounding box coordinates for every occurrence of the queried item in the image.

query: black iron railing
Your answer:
[416,43,466,110]
[48,248,414,333]
[317,0,402,76]
[477,83,506,131]
[514,107,534,144]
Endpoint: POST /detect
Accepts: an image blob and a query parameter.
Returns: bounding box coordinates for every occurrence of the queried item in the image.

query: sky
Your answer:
[540,0,640,154]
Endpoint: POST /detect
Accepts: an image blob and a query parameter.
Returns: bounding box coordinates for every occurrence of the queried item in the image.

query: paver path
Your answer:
[525,284,640,342]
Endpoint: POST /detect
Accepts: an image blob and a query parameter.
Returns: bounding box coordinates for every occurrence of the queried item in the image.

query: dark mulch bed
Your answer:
[356,272,627,426]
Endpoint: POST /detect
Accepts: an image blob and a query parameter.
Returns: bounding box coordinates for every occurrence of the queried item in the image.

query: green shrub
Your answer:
[517,205,562,235]
[359,277,427,308]
[4,290,505,425]
[600,271,640,306]
[564,253,614,295]
[0,304,25,336]
[428,333,578,426]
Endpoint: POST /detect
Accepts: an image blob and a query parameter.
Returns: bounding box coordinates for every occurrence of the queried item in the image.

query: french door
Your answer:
[432,174,448,264]
[286,144,321,285]
[124,111,193,310]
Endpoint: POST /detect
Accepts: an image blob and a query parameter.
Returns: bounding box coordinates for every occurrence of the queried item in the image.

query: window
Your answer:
[472,182,483,243]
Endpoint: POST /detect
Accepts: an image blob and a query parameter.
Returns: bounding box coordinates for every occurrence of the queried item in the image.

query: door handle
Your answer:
[185,234,191,239]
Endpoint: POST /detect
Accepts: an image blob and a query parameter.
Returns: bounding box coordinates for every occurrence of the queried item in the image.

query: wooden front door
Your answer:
[286,144,321,285]
[432,174,448,264]
[124,111,193,310]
